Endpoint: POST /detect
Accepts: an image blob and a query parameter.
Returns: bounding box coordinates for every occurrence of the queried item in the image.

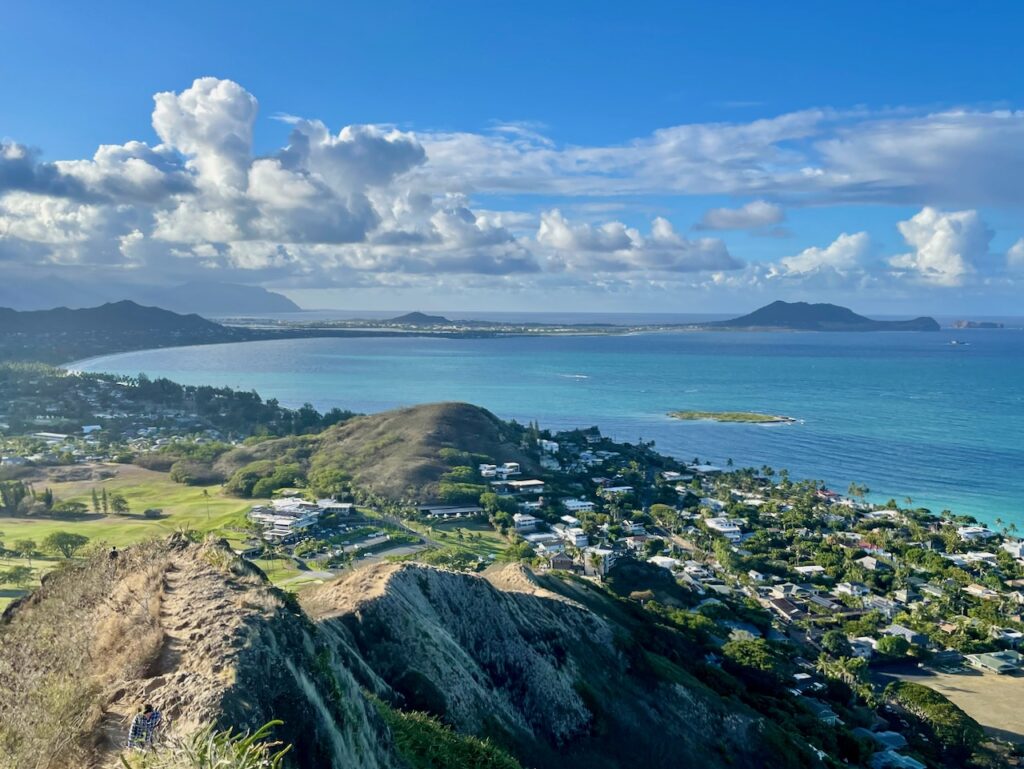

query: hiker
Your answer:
[109,546,119,561]
[127,703,161,750]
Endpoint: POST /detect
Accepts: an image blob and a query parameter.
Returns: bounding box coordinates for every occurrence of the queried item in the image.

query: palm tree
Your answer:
[588,552,604,581]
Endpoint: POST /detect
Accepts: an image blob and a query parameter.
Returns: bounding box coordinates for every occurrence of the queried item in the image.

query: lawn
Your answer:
[0,464,252,608]
[414,518,510,559]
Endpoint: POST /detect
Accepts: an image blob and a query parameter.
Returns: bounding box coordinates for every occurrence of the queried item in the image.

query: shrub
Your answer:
[372,699,521,769]
[885,680,983,759]
[120,721,290,769]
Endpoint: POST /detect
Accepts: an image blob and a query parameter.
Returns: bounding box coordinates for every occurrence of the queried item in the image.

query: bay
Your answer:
[73,328,1024,526]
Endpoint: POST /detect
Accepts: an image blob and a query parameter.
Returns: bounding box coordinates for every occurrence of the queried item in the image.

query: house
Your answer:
[522,532,562,551]
[957,525,997,542]
[705,517,743,543]
[794,565,827,577]
[990,627,1024,646]
[835,581,870,598]
[621,520,646,536]
[498,462,522,477]
[583,547,617,577]
[768,597,803,623]
[771,582,804,599]
[919,583,945,599]
[852,728,907,751]
[849,637,877,659]
[419,504,484,519]
[649,556,683,572]
[883,624,927,647]
[1002,540,1024,559]
[863,595,900,619]
[802,699,841,725]
[562,498,595,514]
[318,499,355,514]
[512,513,540,532]
[964,583,1000,601]
[691,464,724,476]
[538,439,559,453]
[807,593,842,613]
[598,485,634,498]
[479,464,498,478]
[893,588,919,604]
[555,525,589,548]
[965,650,1023,674]
[506,479,545,495]
[855,555,889,571]
[748,570,767,582]
[545,551,575,571]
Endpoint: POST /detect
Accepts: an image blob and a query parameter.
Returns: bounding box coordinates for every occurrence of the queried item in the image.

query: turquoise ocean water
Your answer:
[73,328,1024,526]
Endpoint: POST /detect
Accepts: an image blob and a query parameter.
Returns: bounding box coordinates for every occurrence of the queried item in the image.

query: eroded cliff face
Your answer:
[0,537,394,769]
[2,541,814,769]
[304,562,798,769]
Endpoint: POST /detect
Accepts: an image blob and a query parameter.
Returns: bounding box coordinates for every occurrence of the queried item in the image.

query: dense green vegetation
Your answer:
[885,681,984,761]
[373,700,522,769]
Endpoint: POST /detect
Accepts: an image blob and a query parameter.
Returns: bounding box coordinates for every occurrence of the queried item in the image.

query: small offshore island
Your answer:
[669,410,797,424]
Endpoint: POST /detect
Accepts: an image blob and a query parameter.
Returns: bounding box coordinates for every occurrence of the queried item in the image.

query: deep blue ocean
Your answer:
[73,326,1024,526]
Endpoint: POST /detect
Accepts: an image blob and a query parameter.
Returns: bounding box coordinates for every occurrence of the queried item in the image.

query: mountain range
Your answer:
[0,277,300,316]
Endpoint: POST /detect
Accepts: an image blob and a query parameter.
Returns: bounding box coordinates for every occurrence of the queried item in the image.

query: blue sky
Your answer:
[2,1,1024,313]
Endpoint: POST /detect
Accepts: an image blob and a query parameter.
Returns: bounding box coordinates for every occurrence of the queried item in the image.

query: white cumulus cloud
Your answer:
[889,207,991,287]
[779,231,871,275]
[696,200,785,230]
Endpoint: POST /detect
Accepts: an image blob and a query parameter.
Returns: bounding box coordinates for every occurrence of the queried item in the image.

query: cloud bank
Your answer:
[1,77,1023,308]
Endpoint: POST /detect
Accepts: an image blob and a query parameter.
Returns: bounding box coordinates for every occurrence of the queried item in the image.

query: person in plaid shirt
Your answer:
[127,703,162,750]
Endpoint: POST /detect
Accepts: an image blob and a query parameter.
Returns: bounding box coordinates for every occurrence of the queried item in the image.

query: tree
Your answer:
[876,634,911,658]
[110,493,130,514]
[13,539,36,565]
[2,565,33,589]
[722,638,784,677]
[91,488,101,513]
[100,487,109,514]
[43,531,90,559]
[53,500,89,515]
[820,629,852,658]
[588,551,605,580]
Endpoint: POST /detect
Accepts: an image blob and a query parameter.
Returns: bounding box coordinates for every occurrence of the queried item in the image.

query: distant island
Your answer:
[388,311,452,325]
[669,410,796,424]
[952,320,1005,329]
[706,300,940,332]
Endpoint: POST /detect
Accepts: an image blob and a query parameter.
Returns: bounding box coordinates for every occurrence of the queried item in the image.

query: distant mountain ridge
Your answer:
[0,300,222,333]
[709,300,940,331]
[0,277,300,315]
[0,300,244,363]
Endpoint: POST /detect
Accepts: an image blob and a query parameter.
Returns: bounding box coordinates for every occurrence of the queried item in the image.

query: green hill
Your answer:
[209,402,536,502]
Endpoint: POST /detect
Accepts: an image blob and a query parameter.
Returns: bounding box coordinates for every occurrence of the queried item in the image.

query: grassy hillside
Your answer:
[211,402,536,502]
[0,537,828,769]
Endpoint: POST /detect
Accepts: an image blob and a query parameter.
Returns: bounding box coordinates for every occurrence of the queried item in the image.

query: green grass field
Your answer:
[410,518,510,559]
[0,464,252,609]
